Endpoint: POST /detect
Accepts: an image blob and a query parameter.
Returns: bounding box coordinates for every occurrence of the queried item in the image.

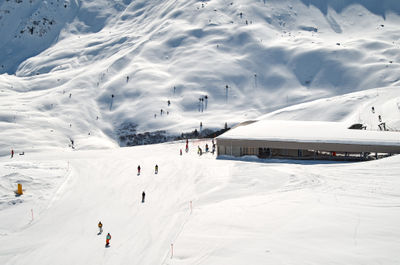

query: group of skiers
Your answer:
[97,221,111,247]
[137,164,158,175]
[98,163,160,248]
[196,139,216,156]
[179,139,216,156]
[97,138,217,248]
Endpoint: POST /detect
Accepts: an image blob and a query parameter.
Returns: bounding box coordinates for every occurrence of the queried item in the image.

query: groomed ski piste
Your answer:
[1,131,400,265]
[1,0,400,264]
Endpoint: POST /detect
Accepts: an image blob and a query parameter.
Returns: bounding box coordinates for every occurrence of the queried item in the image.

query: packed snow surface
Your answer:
[1,141,400,265]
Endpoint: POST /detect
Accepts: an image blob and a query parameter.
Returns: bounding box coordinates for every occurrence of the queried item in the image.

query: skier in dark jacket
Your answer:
[137,165,141,175]
[155,164,158,174]
[98,221,103,234]
[142,191,146,203]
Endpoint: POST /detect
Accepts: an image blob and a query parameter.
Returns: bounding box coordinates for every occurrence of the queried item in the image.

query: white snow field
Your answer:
[1,0,400,264]
[1,141,400,265]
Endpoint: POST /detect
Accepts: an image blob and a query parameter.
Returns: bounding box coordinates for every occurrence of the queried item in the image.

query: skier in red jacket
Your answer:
[106,233,111,247]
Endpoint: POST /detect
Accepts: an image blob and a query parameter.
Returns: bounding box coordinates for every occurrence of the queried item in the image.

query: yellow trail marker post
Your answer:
[17,183,23,195]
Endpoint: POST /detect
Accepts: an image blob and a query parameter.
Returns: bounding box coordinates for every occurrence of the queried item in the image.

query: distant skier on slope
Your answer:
[98,221,103,234]
[155,164,158,174]
[11,149,14,158]
[106,233,111,247]
[180,149,182,156]
[137,165,141,175]
[142,191,146,203]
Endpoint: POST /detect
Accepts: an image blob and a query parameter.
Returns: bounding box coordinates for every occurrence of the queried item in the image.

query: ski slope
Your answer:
[1,140,400,265]
[1,0,400,264]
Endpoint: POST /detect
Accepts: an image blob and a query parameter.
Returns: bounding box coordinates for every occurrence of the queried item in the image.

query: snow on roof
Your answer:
[217,120,400,147]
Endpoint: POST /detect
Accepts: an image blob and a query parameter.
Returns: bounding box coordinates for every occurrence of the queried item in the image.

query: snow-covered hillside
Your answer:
[1,0,400,154]
[1,1,400,264]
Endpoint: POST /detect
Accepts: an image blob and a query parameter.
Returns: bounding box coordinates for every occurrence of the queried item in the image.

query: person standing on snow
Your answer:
[106,233,111,247]
[142,191,146,203]
[98,221,103,234]
[137,165,141,175]
[11,149,14,158]
[180,149,182,156]
[155,164,158,174]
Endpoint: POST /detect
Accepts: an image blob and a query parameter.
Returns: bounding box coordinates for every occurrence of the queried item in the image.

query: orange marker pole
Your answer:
[17,183,23,195]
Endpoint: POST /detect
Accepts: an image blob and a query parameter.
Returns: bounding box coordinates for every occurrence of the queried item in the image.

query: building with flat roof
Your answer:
[216,120,400,161]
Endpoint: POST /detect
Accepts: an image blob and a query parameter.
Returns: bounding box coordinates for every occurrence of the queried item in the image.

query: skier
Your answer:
[98,221,103,234]
[137,165,141,175]
[205,144,209,152]
[155,164,158,174]
[106,233,111,247]
[142,191,146,203]
[185,143,189,153]
[180,149,182,156]
[11,149,14,158]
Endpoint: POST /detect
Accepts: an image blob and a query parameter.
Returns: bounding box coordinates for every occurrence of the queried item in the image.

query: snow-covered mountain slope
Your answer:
[1,141,400,265]
[1,0,400,153]
[1,1,400,263]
